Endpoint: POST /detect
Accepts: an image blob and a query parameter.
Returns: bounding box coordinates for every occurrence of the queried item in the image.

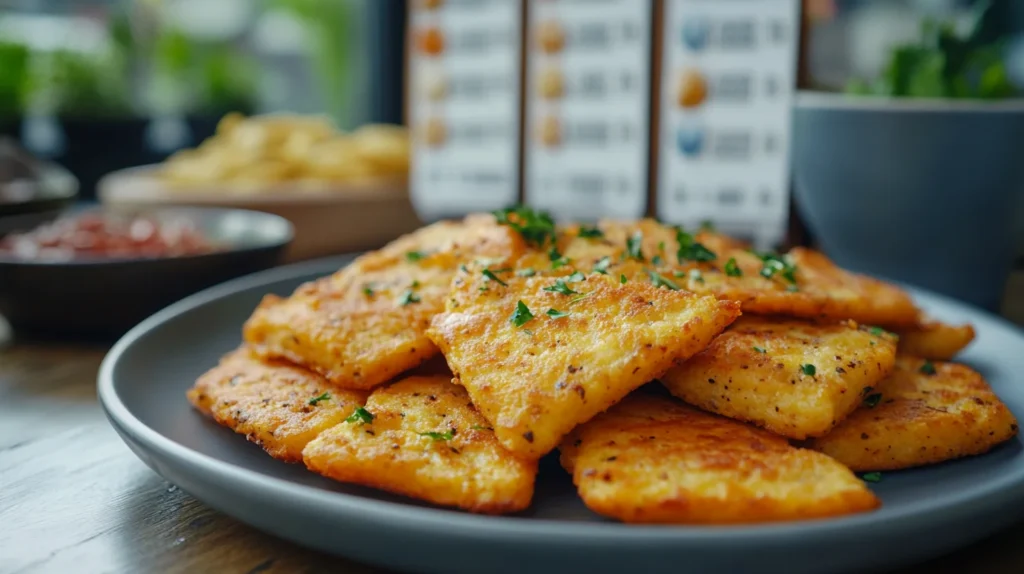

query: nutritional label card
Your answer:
[655,0,799,247]
[523,0,653,221]
[409,0,523,220]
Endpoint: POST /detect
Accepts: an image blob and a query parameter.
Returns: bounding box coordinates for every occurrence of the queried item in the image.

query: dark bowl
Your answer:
[0,207,293,340]
[0,140,79,235]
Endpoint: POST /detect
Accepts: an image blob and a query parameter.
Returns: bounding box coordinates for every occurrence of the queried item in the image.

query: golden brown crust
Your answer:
[808,357,1019,471]
[243,217,526,390]
[302,376,537,514]
[896,315,976,360]
[560,394,880,524]
[187,347,368,462]
[427,265,740,460]
[661,317,898,439]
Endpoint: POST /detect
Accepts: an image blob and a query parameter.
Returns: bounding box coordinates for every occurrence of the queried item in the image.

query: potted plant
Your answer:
[792,2,1024,311]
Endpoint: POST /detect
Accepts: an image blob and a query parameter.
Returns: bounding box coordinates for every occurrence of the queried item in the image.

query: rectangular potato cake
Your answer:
[896,315,975,360]
[302,375,537,514]
[660,317,898,439]
[427,265,740,459]
[808,356,1018,471]
[244,216,526,390]
[559,394,880,524]
[188,347,368,462]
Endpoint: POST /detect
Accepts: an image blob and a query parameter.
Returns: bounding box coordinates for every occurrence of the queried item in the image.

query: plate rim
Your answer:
[98,255,1024,546]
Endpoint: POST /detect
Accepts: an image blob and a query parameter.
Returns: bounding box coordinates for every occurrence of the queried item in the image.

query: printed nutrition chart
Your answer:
[523,0,654,221]
[656,0,800,248]
[409,0,524,220]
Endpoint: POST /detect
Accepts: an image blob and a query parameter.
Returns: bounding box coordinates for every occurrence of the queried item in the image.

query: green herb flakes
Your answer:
[800,364,817,376]
[405,251,425,262]
[543,279,579,296]
[861,472,882,483]
[492,206,557,248]
[676,228,717,263]
[345,407,374,425]
[920,360,937,375]
[398,290,421,306]
[752,346,766,354]
[626,231,645,261]
[578,226,604,238]
[482,269,508,287]
[648,270,680,291]
[510,300,535,327]
[308,392,331,406]
[418,430,454,441]
[517,267,536,277]
[724,257,742,277]
[863,393,882,408]
[546,308,570,319]
[593,256,611,275]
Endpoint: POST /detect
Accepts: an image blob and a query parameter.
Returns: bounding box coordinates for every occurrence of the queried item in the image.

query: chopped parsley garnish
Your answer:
[658,241,666,253]
[308,392,331,406]
[405,251,425,262]
[479,286,489,292]
[543,279,579,296]
[754,251,797,284]
[546,308,570,319]
[517,267,536,277]
[362,285,374,297]
[868,326,885,336]
[482,269,508,287]
[459,264,469,273]
[673,270,687,278]
[862,472,882,483]
[626,231,645,261]
[724,257,742,277]
[566,271,585,283]
[652,255,664,266]
[648,270,680,291]
[492,205,556,248]
[689,268,705,284]
[593,256,611,275]
[700,219,716,232]
[345,407,374,425]
[418,430,454,441]
[510,300,535,327]
[620,274,627,284]
[398,290,421,306]
[752,346,766,354]
[568,293,591,305]
[471,424,493,431]
[800,363,817,376]
[411,280,421,288]
[863,393,882,408]
[577,226,604,238]
[919,360,937,375]
[676,227,717,263]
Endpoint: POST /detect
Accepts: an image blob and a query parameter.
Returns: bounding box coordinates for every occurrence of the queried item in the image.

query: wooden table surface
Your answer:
[3,274,1024,574]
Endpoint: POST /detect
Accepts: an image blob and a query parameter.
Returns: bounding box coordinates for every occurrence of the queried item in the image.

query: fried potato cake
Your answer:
[426,265,741,459]
[302,375,537,514]
[553,218,919,328]
[559,394,880,524]
[244,216,526,390]
[661,317,898,439]
[808,357,1018,471]
[896,315,975,360]
[188,347,368,462]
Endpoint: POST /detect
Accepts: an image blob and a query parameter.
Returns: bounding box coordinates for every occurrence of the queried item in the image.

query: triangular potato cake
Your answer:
[188,347,368,462]
[549,218,919,328]
[559,394,880,524]
[302,375,537,514]
[244,216,526,390]
[661,317,898,439]
[895,315,975,360]
[426,265,740,459]
[808,356,1018,471]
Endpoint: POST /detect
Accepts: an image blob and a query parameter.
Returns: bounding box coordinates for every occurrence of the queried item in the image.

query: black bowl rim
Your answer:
[0,206,295,267]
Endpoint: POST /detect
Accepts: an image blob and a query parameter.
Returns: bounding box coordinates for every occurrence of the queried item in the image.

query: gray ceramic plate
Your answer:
[98,256,1024,574]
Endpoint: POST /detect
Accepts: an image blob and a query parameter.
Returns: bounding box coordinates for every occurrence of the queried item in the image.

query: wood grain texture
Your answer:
[2,271,1024,573]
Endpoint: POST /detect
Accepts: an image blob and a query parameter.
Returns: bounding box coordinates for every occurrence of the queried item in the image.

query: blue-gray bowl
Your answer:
[793,92,1024,311]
